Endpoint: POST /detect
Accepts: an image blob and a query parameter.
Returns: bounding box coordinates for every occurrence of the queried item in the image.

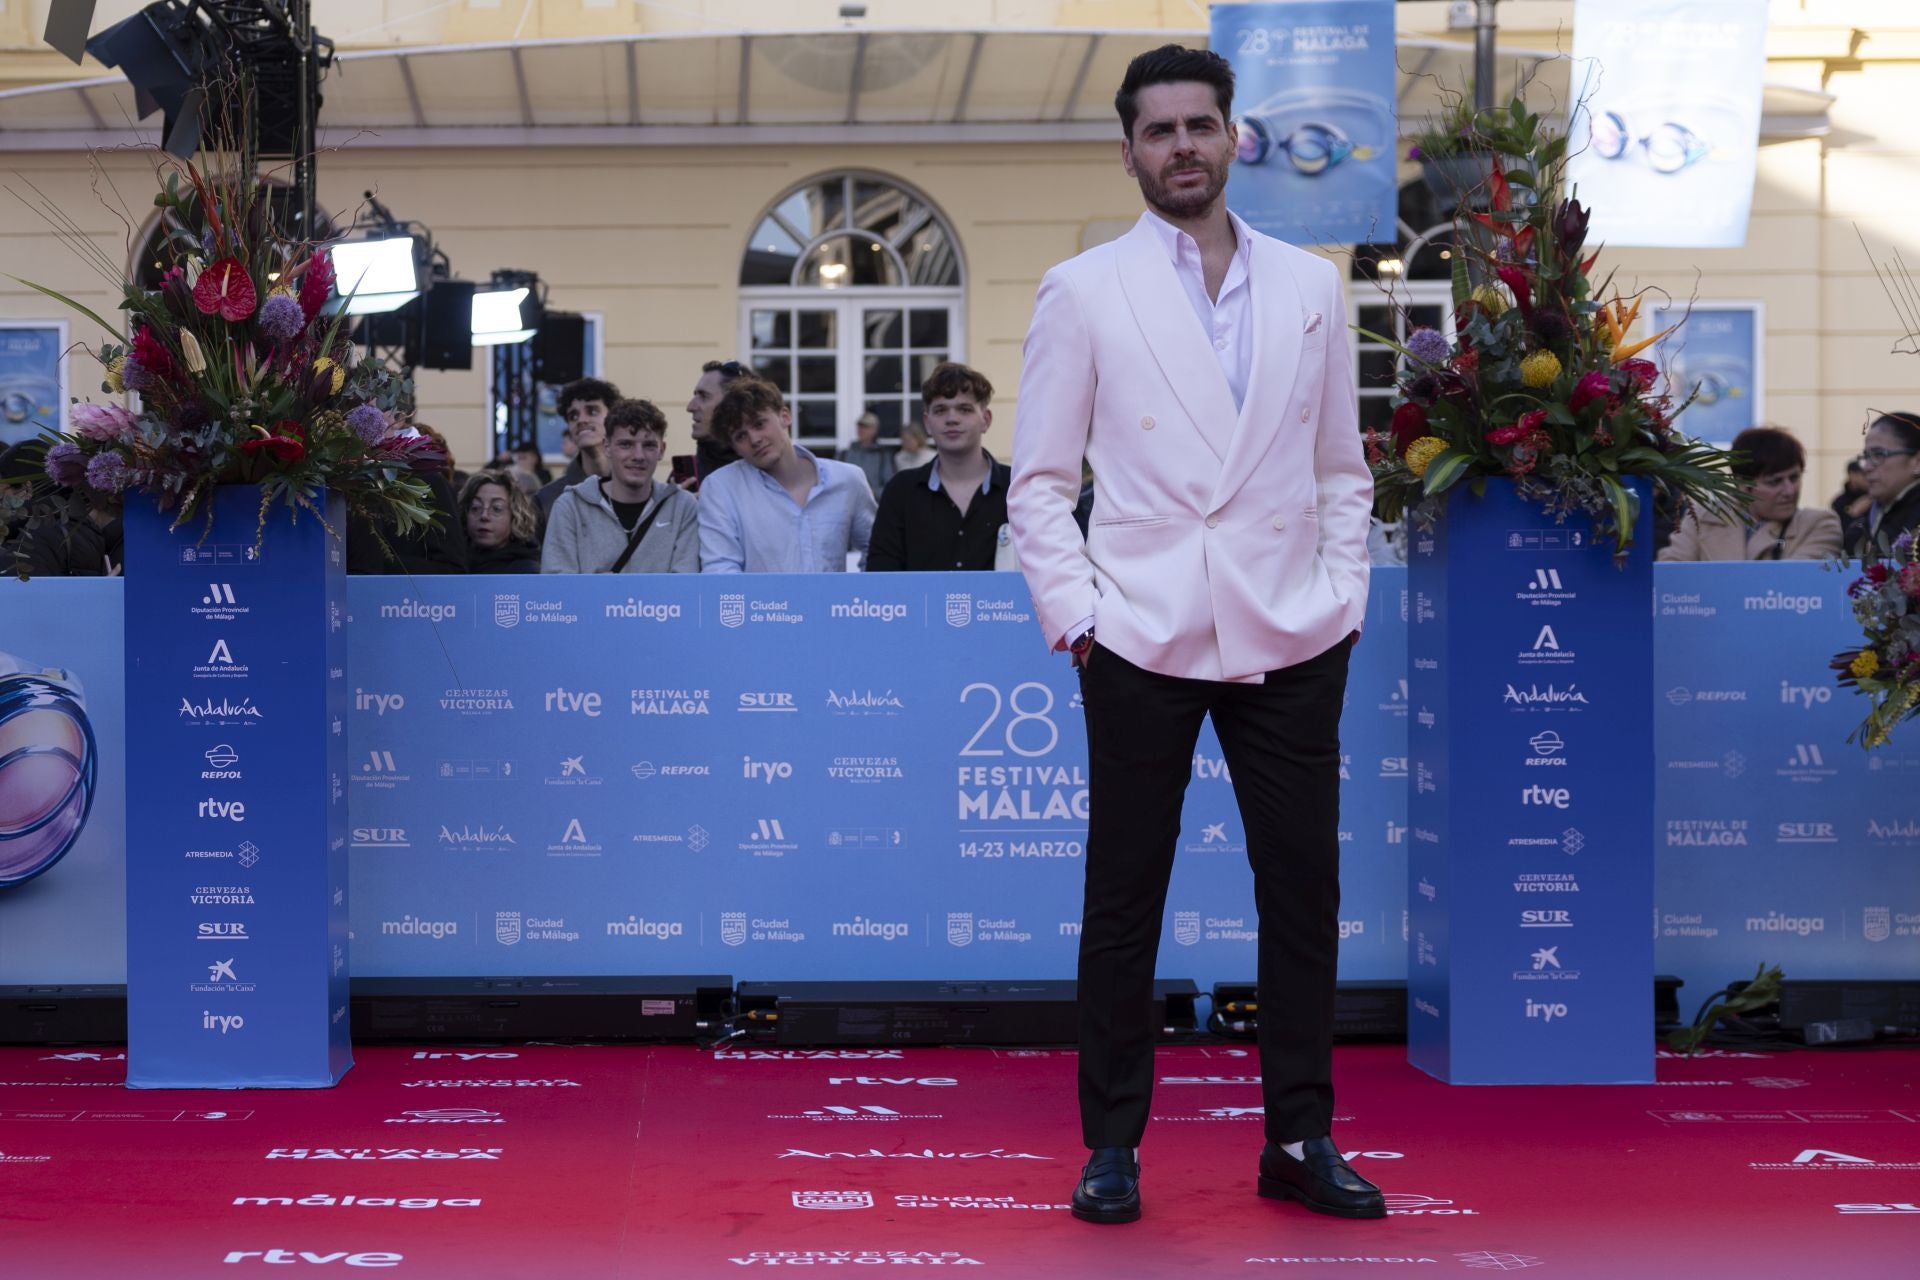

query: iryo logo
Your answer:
[742,756,795,783]
[354,689,405,716]
[202,1010,245,1034]
[1524,999,1568,1023]
[1780,681,1832,709]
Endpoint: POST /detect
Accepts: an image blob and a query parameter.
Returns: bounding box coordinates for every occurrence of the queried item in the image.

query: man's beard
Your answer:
[1137,154,1229,220]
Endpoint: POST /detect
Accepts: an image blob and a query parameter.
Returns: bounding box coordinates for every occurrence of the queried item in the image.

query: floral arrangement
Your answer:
[1406,92,1482,163]
[1365,97,1743,552]
[1832,534,1920,748]
[13,134,440,560]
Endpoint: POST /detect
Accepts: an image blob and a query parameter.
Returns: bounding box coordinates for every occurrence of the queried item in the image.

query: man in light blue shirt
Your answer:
[698,376,877,573]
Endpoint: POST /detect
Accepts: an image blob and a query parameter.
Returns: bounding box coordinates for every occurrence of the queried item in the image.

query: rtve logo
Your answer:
[198,797,247,822]
[1520,784,1571,810]
[220,1250,405,1267]
[543,687,602,716]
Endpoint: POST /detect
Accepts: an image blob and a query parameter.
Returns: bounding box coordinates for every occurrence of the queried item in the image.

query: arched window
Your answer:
[739,172,965,454]
[1348,180,1460,435]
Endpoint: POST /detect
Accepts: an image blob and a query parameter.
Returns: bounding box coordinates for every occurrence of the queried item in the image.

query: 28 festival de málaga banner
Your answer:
[1213,1,1398,246]
[1567,0,1769,249]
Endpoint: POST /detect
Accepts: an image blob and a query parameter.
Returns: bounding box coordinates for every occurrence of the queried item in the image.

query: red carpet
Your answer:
[3,1042,1916,1278]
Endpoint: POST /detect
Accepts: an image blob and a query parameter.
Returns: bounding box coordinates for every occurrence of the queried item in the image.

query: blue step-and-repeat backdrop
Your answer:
[3,565,1917,1004]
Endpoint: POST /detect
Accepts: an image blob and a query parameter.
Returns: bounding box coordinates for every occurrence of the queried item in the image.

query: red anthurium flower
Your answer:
[1516,409,1549,433]
[1496,265,1535,319]
[193,257,258,322]
[1391,401,1428,452]
[240,420,307,465]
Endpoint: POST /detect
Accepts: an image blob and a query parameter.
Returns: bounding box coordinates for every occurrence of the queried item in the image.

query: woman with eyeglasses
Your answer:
[1659,426,1842,562]
[1846,412,1920,558]
[458,470,543,574]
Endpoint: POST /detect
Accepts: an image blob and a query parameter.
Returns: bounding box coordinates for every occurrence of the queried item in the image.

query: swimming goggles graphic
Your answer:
[1670,353,1749,408]
[1233,87,1391,176]
[0,652,97,889]
[1587,111,1716,174]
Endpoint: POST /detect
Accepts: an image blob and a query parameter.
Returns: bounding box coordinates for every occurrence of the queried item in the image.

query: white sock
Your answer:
[1281,1140,1305,1160]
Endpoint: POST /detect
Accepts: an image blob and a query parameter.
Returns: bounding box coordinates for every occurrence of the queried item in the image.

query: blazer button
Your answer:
[1272,516,1286,531]
[1299,408,1311,423]
[1140,415,1156,430]
[1206,516,1220,529]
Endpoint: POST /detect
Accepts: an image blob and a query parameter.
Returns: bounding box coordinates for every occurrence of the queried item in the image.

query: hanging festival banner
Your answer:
[1568,0,1769,248]
[1213,1,1399,245]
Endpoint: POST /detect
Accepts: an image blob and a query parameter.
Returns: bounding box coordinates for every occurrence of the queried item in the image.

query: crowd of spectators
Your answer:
[8,371,1919,575]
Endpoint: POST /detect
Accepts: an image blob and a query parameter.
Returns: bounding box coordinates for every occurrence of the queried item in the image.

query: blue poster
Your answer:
[1649,301,1761,448]
[1568,0,1769,248]
[1213,2,1399,246]
[0,323,68,446]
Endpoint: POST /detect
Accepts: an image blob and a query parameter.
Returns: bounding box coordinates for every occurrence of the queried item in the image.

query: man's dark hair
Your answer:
[920,361,995,409]
[1115,44,1234,142]
[710,376,787,444]
[703,359,751,386]
[1730,426,1806,479]
[557,376,621,419]
[606,398,669,442]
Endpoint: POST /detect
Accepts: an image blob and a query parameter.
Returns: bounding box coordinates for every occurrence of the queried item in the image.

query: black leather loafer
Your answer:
[1257,1137,1386,1219]
[1071,1146,1141,1224]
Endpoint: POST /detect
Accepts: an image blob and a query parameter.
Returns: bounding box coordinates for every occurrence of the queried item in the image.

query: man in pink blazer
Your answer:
[1008,45,1381,1225]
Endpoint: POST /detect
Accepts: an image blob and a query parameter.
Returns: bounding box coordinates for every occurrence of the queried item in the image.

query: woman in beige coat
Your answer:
[1659,426,1843,561]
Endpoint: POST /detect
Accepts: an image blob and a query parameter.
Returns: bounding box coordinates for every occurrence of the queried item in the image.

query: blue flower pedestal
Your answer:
[1407,478,1654,1084]
[122,486,351,1088]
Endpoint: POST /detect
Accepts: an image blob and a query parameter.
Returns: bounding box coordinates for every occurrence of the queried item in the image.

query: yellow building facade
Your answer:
[0,0,1914,500]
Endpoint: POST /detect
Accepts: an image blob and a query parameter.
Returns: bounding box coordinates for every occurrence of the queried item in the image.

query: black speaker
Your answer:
[416,279,475,371]
[534,311,587,385]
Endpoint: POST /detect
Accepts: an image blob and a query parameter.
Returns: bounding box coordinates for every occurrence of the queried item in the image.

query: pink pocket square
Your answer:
[1303,312,1324,334]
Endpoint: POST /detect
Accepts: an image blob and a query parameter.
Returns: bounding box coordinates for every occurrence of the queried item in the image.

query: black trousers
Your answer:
[1076,637,1352,1148]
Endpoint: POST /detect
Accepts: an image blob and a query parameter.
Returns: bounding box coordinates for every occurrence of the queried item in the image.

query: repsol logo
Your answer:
[829,598,907,622]
[1746,912,1825,936]
[832,916,910,941]
[1745,591,1823,615]
[605,916,685,939]
[380,599,456,622]
[604,599,683,621]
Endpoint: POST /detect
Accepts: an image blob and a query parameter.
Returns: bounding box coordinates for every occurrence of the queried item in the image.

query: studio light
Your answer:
[471,284,540,346]
[327,235,421,315]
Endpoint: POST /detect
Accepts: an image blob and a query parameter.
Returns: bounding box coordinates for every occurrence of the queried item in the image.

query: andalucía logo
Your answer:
[826,688,905,716]
[1751,1149,1920,1171]
[1502,682,1590,709]
[179,695,264,724]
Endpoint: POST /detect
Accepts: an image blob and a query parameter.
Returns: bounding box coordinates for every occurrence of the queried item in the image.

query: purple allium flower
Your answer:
[45,441,86,487]
[344,402,389,445]
[122,356,155,393]
[1406,327,1451,367]
[1408,145,1423,161]
[258,293,306,345]
[70,401,138,443]
[84,450,130,494]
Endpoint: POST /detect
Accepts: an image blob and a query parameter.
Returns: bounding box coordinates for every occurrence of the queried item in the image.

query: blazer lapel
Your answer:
[1116,220,1236,461]
[1212,228,1307,510]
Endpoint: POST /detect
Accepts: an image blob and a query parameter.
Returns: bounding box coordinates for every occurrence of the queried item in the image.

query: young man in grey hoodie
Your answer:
[541,399,700,573]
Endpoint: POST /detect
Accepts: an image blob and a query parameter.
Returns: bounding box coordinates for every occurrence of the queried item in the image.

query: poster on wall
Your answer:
[1648,300,1763,448]
[1212,1,1399,246]
[1567,0,1769,248]
[0,321,68,447]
